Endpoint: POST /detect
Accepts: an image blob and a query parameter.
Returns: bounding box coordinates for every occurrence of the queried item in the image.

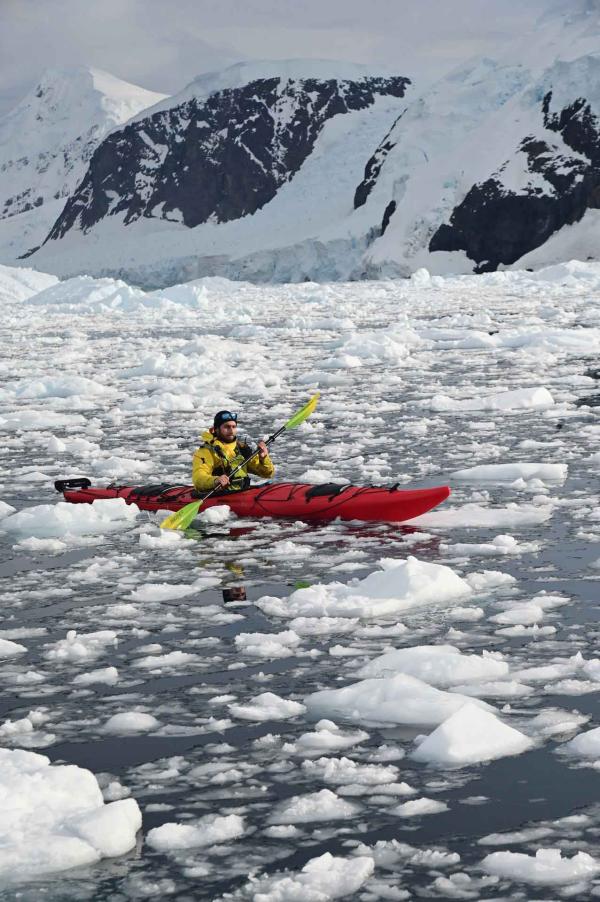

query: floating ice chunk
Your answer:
[196,504,233,524]
[258,557,471,620]
[490,603,546,625]
[412,704,533,766]
[0,500,16,519]
[465,570,517,592]
[14,536,67,552]
[479,827,554,846]
[358,645,508,688]
[268,539,313,557]
[228,692,306,722]
[452,463,567,482]
[93,456,154,477]
[1,498,138,538]
[0,638,26,658]
[392,798,448,817]
[289,617,359,636]
[264,824,301,839]
[14,375,112,399]
[564,725,600,758]
[0,709,54,748]
[240,852,374,900]
[453,680,533,699]
[139,530,183,548]
[0,410,86,431]
[429,386,555,412]
[104,712,160,734]
[411,503,553,529]
[481,848,600,885]
[302,756,398,786]
[0,747,140,880]
[45,630,117,663]
[146,813,244,851]
[289,720,369,755]
[134,651,201,670]
[270,788,359,824]
[528,709,589,739]
[73,667,119,686]
[449,606,484,621]
[441,534,538,556]
[305,674,491,727]
[234,630,302,659]
[129,575,218,601]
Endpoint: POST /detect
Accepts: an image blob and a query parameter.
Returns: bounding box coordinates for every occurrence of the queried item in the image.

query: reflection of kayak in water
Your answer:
[55,479,450,524]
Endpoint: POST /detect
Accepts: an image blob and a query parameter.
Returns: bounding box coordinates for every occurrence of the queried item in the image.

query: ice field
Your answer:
[0,260,599,899]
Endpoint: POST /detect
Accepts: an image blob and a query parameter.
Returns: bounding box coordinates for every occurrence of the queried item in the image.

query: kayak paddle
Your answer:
[160,392,320,530]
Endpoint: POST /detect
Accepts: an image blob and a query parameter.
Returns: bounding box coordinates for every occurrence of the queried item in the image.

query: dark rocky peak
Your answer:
[429,57,600,271]
[44,69,409,244]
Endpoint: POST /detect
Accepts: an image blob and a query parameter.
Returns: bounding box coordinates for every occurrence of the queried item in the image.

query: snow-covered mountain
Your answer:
[18,1,600,285]
[0,67,166,261]
[44,62,409,238]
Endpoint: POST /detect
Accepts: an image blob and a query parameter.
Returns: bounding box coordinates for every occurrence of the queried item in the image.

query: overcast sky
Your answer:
[0,0,564,116]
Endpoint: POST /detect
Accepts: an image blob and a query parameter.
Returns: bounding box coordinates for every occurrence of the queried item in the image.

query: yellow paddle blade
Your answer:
[160,499,202,531]
[284,391,320,429]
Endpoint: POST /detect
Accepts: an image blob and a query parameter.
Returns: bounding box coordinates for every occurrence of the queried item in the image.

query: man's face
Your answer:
[217,420,237,442]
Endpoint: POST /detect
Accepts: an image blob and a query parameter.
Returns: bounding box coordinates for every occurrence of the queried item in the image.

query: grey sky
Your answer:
[1,0,559,116]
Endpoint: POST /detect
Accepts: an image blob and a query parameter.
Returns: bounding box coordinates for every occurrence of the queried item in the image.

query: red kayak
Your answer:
[55,478,450,524]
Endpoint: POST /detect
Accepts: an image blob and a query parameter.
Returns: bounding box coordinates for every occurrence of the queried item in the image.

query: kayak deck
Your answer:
[55,479,450,524]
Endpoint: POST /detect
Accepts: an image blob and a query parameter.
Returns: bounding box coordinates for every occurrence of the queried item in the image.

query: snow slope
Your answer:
[0,67,166,262]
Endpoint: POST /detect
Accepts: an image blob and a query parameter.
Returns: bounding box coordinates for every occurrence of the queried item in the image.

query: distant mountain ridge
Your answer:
[9,2,600,285]
[0,67,166,260]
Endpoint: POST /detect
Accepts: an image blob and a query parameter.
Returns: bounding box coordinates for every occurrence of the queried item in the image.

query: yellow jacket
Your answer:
[192,430,275,493]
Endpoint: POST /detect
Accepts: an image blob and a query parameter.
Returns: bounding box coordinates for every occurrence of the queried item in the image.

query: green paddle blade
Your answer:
[160,499,202,531]
[284,391,320,429]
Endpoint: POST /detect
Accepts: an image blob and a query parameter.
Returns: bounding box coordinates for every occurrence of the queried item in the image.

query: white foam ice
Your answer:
[0,747,141,880]
[481,848,600,885]
[357,644,508,688]
[412,704,533,766]
[305,674,492,727]
[257,556,471,620]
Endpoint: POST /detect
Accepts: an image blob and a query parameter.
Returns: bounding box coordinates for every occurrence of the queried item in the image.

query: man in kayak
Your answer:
[192,410,275,493]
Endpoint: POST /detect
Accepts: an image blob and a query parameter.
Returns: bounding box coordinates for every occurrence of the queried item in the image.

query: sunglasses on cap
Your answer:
[214,411,238,428]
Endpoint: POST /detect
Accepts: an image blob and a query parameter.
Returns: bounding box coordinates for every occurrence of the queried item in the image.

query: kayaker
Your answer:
[192,410,275,493]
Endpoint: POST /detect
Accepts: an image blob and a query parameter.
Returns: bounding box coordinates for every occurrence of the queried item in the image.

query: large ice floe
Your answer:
[257,556,472,619]
[0,748,141,880]
[1,255,599,897]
